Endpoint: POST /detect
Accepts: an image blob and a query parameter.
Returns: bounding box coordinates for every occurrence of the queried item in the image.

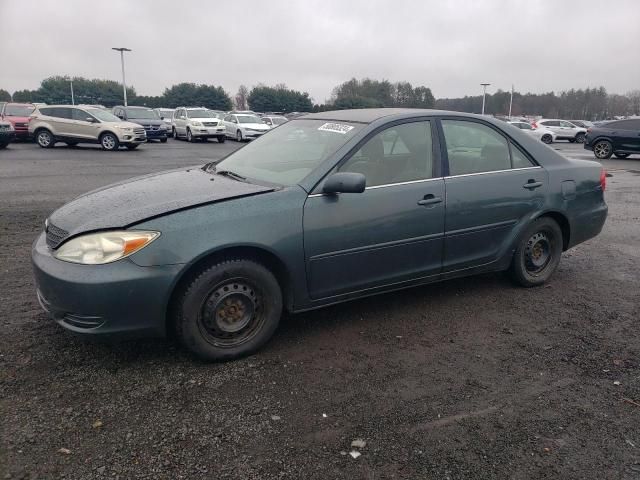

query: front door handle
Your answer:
[523,180,543,190]
[417,194,443,206]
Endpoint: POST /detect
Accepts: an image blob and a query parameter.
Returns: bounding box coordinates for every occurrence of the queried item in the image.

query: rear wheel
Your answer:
[174,259,283,361]
[100,132,119,151]
[541,134,553,144]
[593,140,613,159]
[36,129,55,148]
[614,153,630,159]
[575,132,586,143]
[510,217,563,287]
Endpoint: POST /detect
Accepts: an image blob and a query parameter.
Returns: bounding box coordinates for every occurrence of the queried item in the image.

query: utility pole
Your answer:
[481,83,491,115]
[70,78,75,105]
[111,47,132,106]
[508,84,514,119]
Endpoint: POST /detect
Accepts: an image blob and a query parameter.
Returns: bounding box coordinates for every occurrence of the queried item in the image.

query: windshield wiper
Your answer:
[216,170,248,182]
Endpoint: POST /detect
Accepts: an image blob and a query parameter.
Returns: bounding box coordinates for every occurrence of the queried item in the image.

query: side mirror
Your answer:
[117,115,124,120]
[85,117,95,123]
[323,172,366,194]
[160,116,164,120]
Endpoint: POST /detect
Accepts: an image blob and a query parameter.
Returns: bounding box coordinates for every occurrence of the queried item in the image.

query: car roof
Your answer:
[301,108,491,124]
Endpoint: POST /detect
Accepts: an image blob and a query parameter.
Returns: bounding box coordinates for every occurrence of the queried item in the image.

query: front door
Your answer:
[440,119,548,272]
[70,108,100,140]
[303,120,445,300]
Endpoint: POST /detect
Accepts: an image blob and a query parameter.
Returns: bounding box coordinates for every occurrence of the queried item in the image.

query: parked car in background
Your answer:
[223,113,270,141]
[532,119,587,143]
[0,121,15,149]
[172,107,226,143]
[262,115,288,127]
[508,121,556,144]
[1,103,35,140]
[32,109,608,361]
[155,108,175,130]
[569,120,594,129]
[113,106,169,143]
[29,105,146,151]
[584,118,640,159]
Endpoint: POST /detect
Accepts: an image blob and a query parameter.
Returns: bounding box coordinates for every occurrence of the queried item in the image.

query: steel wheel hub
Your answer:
[595,143,610,157]
[525,232,551,273]
[199,280,261,345]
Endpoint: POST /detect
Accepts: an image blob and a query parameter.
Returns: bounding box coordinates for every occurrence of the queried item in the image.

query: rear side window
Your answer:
[542,120,560,127]
[72,109,93,121]
[442,120,533,175]
[41,107,72,119]
[607,119,640,130]
[39,107,55,117]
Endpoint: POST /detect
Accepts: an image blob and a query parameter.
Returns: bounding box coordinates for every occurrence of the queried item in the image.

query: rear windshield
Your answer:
[4,105,34,116]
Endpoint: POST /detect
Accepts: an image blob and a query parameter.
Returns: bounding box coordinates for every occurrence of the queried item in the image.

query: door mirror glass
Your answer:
[117,115,124,120]
[323,172,366,194]
[86,117,95,123]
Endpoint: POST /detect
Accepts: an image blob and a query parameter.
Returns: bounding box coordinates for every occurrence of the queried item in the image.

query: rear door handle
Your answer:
[417,194,443,206]
[523,180,543,190]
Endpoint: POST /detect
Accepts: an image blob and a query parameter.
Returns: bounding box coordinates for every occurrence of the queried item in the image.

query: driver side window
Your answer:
[338,121,433,187]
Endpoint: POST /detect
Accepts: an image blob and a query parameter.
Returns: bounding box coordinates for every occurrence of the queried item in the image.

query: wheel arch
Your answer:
[165,245,294,336]
[535,211,570,250]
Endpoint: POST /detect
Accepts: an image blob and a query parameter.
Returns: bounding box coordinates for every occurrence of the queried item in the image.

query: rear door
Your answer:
[540,120,561,137]
[608,119,640,153]
[303,120,445,299]
[47,107,75,137]
[440,118,548,273]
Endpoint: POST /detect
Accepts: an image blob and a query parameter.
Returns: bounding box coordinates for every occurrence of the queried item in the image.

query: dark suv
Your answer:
[113,106,169,142]
[584,119,640,159]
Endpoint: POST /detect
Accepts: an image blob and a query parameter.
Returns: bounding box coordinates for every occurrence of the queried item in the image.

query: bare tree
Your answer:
[235,85,249,110]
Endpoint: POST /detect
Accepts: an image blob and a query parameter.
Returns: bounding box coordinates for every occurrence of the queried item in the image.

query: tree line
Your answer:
[3,76,639,120]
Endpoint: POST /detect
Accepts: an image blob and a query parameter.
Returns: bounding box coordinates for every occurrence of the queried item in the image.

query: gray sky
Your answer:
[1,0,639,103]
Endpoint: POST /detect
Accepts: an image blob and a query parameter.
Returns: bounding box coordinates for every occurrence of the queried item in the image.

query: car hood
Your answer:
[4,116,30,123]
[238,123,270,129]
[129,119,164,126]
[190,117,222,122]
[47,168,274,239]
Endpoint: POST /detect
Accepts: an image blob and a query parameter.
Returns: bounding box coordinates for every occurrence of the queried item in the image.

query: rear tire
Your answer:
[174,259,283,361]
[575,132,586,143]
[100,132,119,151]
[36,129,55,148]
[541,134,553,144]
[593,140,613,159]
[614,153,630,159]
[510,217,563,287]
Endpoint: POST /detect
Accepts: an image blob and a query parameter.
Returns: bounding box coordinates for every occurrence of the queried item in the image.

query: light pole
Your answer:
[112,47,132,106]
[480,83,490,115]
[65,76,75,105]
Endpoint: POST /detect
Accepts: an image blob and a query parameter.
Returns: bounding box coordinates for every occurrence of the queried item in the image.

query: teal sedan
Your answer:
[33,109,608,361]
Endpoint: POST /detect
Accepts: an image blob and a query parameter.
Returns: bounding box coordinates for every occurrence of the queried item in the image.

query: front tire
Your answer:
[614,153,630,159]
[236,130,243,142]
[575,132,586,143]
[217,136,226,143]
[593,140,613,159]
[541,134,553,144]
[510,217,563,287]
[174,259,283,361]
[36,129,55,148]
[100,132,119,151]
[160,137,168,143]
[186,128,194,142]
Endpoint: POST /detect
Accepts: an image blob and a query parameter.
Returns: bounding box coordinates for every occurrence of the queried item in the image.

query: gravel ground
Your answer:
[1,140,639,479]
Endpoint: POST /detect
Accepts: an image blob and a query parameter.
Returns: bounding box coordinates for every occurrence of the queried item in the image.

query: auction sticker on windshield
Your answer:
[318,123,355,134]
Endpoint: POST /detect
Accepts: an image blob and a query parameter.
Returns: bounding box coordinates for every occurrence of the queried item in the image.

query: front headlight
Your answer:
[54,231,160,265]
[191,121,203,127]
[116,126,133,132]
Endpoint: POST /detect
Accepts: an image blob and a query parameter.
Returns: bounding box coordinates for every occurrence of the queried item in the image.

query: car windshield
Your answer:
[86,108,121,122]
[187,109,215,118]
[126,109,159,120]
[237,115,262,124]
[5,105,34,116]
[214,119,363,186]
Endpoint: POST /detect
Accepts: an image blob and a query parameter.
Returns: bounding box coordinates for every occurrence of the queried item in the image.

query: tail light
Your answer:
[600,168,606,192]
[532,121,537,129]
[587,127,592,133]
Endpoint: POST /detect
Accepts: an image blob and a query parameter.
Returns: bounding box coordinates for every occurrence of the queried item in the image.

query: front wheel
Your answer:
[575,132,586,143]
[186,128,194,142]
[160,137,168,143]
[36,129,55,148]
[541,134,553,144]
[100,133,119,151]
[174,259,283,361]
[510,217,563,287]
[236,130,243,142]
[614,153,630,159]
[593,140,613,159]
[217,136,226,143]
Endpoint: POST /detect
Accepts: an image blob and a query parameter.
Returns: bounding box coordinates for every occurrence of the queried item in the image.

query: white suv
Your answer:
[532,119,587,143]
[172,107,226,143]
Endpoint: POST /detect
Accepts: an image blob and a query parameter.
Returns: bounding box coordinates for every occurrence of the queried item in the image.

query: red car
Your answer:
[1,103,36,140]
